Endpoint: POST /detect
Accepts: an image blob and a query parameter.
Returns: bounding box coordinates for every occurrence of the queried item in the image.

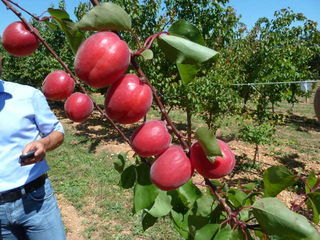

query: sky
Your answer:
[0,0,319,35]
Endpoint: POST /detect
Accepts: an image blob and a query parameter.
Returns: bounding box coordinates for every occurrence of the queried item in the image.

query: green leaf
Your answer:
[227,189,249,208]
[252,198,320,240]
[48,8,70,19]
[306,172,318,193]
[169,20,205,45]
[195,127,222,162]
[141,210,157,231]
[133,164,159,213]
[147,191,172,217]
[177,180,202,208]
[194,193,218,217]
[119,165,136,189]
[214,225,233,240]
[113,153,126,173]
[48,8,85,54]
[134,184,159,213]
[177,63,200,85]
[76,2,132,31]
[195,224,219,240]
[140,49,153,60]
[263,166,296,197]
[158,34,218,64]
[42,18,58,31]
[171,210,190,239]
[307,192,320,224]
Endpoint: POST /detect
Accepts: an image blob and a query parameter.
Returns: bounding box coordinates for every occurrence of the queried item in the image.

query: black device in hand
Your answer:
[19,150,36,163]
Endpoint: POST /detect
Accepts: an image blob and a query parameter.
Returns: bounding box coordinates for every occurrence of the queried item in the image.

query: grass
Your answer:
[46,94,320,239]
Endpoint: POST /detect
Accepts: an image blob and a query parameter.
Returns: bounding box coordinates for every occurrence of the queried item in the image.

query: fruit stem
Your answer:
[134,31,169,56]
[1,0,132,147]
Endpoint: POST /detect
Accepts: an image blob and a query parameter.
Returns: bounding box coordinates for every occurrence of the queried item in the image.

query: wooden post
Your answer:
[314,86,320,122]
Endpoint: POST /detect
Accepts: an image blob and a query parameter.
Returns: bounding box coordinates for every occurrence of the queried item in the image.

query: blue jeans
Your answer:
[0,178,66,240]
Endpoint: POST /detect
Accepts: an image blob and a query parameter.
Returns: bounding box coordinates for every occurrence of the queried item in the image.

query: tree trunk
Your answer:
[253,144,259,166]
[314,87,320,122]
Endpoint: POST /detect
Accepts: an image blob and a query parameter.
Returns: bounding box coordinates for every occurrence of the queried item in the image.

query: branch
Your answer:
[7,0,49,21]
[131,56,189,150]
[89,0,189,151]
[1,0,131,146]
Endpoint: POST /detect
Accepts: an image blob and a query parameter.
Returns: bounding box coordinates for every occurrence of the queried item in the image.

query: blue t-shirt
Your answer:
[0,80,64,192]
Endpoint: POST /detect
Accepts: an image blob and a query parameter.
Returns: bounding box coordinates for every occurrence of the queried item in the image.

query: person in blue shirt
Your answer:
[0,57,66,239]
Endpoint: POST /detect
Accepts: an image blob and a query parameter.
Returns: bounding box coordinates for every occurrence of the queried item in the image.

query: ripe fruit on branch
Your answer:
[105,74,153,124]
[2,21,40,57]
[74,31,130,88]
[42,70,75,100]
[64,92,93,122]
[190,139,235,179]
[131,120,171,157]
[150,145,193,191]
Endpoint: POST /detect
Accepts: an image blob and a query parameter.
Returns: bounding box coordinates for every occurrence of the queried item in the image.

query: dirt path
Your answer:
[56,194,86,240]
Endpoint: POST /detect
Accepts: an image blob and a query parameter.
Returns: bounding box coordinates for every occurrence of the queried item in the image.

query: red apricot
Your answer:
[105,74,153,124]
[150,145,193,191]
[64,92,93,122]
[2,21,40,57]
[131,120,171,157]
[74,31,130,88]
[190,139,235,179]
[42,70,75,100]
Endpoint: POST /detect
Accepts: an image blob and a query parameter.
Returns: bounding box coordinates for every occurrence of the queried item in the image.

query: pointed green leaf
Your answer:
[48,8,70,19]
[76,2,132,31]
[140,49,153,60]
[195,224,219,240]
[141,210,157,231]
[158,35,218,64]
[147,191,172,217]
[263,166,296,197]
[195,127,222,162]
[169,20,205,46]
[177,180,202,208]
[253,198,320,240]
[307,192,320,224]
[119,165,136,189]
[48,8,85,54]
[177,63,200,85]
[113,153,126,173]
[133,164,159,213]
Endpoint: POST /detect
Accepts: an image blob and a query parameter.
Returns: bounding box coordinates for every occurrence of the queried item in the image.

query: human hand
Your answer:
[20,140,46,166]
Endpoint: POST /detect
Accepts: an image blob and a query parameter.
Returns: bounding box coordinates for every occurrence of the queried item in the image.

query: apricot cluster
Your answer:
[2,23,236,191]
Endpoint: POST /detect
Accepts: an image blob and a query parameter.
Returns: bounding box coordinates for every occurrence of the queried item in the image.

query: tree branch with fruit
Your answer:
[1,0,320,239]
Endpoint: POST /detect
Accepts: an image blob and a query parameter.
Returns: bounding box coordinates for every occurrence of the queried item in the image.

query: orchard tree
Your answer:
[1,1,320,240]
[234,8,319,120]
